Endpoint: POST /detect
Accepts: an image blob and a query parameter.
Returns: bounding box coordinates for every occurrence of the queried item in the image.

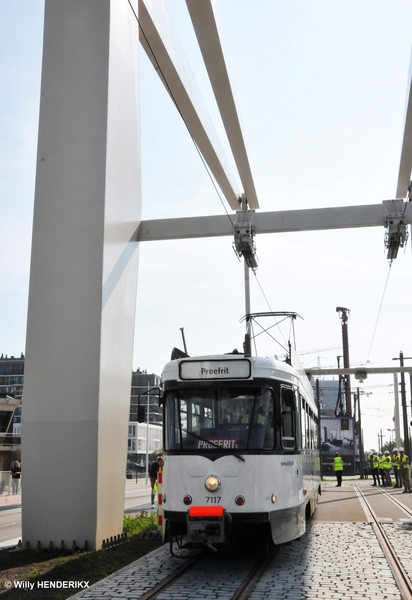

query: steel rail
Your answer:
[137,547,275,600]
[137,555,199,600]
[378,487,412,519]
[231,549,277,600]
[354,485,412,600]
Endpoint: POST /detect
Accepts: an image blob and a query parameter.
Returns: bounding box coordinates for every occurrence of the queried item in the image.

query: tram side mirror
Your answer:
[137,405,146,423]
[137,386,164,423]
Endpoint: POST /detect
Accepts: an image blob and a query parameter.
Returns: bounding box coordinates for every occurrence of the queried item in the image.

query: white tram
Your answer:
[160,345,321,552]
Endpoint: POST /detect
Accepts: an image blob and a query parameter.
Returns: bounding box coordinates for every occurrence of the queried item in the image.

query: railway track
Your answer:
[355,484,412,600]
[379,487,412,519]
[68,482,412,599]
[136,544,277,600]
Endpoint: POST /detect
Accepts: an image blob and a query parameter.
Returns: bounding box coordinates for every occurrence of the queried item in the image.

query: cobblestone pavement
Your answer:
[70,521,409,600]
[249,523,401,600]
[69,544,189,599]
[382,521,412,583]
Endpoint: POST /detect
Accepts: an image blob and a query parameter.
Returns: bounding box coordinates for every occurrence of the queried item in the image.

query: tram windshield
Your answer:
[164,388,275,452]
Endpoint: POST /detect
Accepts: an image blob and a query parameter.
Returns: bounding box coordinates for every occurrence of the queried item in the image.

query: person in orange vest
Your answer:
[333,452,343,487]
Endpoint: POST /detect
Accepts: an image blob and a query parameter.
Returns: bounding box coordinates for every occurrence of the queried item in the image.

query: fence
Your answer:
[0,471,21,495]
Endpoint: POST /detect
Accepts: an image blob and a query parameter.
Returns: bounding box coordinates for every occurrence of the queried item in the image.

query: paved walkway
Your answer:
[0,476,153,549]
[0,492,21,511]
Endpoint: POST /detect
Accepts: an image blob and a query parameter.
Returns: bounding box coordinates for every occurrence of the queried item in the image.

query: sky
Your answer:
[1,0,412,452]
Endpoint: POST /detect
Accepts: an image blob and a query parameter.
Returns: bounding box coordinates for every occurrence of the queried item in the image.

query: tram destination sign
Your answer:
[179,359,251,380]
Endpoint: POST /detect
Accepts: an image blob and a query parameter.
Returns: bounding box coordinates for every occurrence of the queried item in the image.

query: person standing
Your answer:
[378,452,386,486]
[398,447,411,493]
[149,456,163,508]
[333,452,343,487]
[382,451,392,487]
[10,460,21,495]
[391,448,401,488]
[369,452,379,487]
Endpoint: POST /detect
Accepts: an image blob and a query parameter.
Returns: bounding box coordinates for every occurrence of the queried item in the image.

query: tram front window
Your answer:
[165,388,274,451]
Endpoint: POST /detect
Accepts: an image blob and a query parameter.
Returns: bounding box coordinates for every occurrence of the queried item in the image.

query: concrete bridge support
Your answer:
[22,0,141,550]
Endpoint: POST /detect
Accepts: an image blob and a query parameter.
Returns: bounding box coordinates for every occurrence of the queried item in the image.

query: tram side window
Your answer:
[300,405,306,449]
[180,399,188,437]
[281,388,296,451]
[296,393,303,450]
[164,394,181,449]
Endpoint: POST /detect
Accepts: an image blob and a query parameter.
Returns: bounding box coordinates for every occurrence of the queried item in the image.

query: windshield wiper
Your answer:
[182,429,245,462]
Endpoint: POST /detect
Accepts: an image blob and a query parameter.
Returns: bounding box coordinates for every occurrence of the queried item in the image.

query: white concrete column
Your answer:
[22,0,141,550]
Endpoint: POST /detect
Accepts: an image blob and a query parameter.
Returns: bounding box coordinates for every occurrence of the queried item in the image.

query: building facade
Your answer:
[311,377,347,417]
[127,422,162,467]
[0,354,24,435]
[130,368,162,425]
[0,355,164,470]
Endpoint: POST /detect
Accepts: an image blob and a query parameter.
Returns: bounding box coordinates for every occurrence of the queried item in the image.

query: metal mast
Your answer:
[336,307,352,416]
[233,200,258,357]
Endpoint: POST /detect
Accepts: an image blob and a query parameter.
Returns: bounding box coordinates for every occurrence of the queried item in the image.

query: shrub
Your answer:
[123,512,157,537]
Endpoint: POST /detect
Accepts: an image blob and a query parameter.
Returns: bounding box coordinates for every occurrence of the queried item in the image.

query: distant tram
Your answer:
[159,345,321,553]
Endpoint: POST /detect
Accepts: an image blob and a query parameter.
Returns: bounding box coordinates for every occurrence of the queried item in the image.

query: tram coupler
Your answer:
[186,505,225,545]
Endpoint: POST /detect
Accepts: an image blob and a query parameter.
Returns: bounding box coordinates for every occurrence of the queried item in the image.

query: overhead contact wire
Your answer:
[365,263,392,365]
[127,0,236,232]
[252,272,288,347]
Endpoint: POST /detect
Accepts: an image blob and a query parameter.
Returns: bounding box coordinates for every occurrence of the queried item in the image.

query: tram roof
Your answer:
[162,353,317,410]
[163,353,299,384]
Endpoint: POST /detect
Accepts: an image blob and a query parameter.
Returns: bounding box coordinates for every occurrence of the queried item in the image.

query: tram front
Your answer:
[160,353,307,552]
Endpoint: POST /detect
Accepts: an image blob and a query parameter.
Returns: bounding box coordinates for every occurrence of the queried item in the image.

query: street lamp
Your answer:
[387,428,395,449]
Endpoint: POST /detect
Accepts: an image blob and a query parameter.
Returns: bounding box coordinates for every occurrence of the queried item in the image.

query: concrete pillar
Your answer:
[22,0,141,550]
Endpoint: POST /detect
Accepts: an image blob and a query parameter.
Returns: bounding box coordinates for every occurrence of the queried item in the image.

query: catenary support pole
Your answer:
[394,373,401,449]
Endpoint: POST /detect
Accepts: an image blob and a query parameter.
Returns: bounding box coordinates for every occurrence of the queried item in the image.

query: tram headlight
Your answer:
[271,494,277,504]
[205,475,221,492]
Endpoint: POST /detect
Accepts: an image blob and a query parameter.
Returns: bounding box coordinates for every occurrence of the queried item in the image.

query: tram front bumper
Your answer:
[186,505,225,544]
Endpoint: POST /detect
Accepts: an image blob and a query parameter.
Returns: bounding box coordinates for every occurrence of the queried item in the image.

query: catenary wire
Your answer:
[364,262,392,366]
[250,271,288,348]
[129,0,307,359]
[127,0,237,232]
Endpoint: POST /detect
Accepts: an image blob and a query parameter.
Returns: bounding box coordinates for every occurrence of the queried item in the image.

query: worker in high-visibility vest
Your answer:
[369,453,379,487]
[381,451,392,487]
[398,447,411,493]
[333,452,343,487]
[240,399,266,425]
[378,452,386,486]
[391,448,401,488]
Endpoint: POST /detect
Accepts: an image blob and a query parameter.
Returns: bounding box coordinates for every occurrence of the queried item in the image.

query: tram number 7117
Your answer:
[205,496,221,503]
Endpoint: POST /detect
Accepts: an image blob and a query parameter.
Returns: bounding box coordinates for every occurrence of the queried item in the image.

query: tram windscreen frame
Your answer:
[164,387,275,452]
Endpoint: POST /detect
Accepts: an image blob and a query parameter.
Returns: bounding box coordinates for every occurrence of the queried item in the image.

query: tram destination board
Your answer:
[179,359,251,380]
